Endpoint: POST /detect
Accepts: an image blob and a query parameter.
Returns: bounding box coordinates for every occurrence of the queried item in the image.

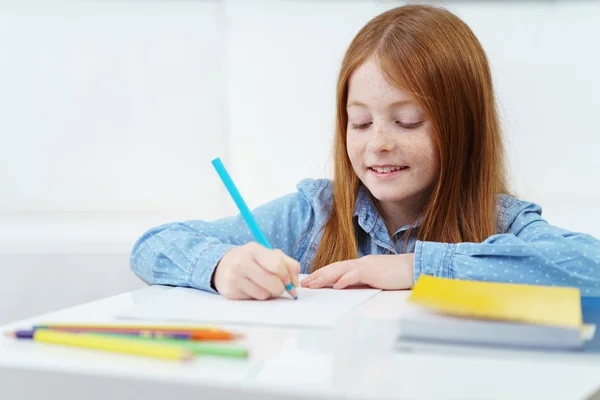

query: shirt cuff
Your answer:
[188,244,237,293]
[413,240,457,283]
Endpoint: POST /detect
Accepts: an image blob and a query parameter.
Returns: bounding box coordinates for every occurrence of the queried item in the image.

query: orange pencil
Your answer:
[190,330,235,340]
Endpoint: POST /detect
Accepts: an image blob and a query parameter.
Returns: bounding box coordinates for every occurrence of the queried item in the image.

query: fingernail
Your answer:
[285,282,294,291]
[288,286,298,299]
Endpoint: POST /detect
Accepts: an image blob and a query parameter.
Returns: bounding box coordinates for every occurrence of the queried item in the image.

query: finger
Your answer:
[243,260,286,297]
[249,243,298,299]
[301,267,326,287]
[218,285,250,301]
[300,273,314,287]
[249,244,288,280]
[269,251,298,300]
[237,276,273,300]
[251,246,297,299]
[306,261,356,289]
[275,249,300,293]
[333,269,361,289]
[301,266,327,287]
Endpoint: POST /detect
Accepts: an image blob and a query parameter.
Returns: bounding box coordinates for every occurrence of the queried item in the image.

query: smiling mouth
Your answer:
[368,166,409,174]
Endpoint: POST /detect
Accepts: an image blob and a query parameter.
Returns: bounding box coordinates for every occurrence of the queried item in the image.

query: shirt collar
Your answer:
[353,184,423,236]
[353,185,377,233]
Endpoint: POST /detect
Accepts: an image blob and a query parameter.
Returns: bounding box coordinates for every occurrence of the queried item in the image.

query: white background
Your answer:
[1,0,599,324]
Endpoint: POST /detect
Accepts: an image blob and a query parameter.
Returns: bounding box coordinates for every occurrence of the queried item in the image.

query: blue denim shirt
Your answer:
[130,178,600,295]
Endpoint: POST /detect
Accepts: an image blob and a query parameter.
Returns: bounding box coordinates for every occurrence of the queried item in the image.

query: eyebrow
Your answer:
[346,100,416,109]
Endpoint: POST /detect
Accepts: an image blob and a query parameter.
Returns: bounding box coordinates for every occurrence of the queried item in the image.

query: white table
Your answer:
[2,286,600,400]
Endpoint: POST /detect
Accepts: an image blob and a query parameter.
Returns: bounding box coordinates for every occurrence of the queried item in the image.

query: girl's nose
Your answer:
[367,124,395,153]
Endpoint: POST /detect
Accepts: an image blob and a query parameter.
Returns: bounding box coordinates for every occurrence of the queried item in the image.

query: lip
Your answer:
[368,164,407,169]
[368,165,409,178]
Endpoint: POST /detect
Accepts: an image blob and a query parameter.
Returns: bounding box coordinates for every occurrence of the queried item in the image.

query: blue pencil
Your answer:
[211,157,297,299]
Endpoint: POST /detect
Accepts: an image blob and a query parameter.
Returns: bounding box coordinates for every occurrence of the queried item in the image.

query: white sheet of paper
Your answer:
[117,275,381,328]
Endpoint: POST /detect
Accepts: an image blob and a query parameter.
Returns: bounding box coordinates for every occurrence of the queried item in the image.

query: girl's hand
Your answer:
[213,242,300,300]
[301,254,415,290]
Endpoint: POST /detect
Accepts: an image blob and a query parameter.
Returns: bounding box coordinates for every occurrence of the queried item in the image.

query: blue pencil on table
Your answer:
[211,157,298,300]
[29,328,192,340]
[7,330,182,340]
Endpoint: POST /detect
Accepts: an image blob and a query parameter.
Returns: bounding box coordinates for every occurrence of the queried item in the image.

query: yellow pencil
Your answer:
[29,330,194,361]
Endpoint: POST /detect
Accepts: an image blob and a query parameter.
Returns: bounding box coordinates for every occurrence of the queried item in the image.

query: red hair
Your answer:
[311,5,508,271]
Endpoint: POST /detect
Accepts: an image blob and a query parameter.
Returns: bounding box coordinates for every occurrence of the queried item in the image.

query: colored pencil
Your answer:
[92,334,249,359]
[35,324,220,332]
[36,328,191,340]
[6,330,194,361]
[211,157,298,299]
[33,324,237,341]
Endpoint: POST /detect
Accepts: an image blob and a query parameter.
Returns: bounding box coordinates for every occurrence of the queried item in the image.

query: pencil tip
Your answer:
[3,331,15,337]
[294,296,298,300]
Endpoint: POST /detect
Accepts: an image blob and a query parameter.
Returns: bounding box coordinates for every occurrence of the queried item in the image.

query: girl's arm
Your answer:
[130,179,330,293]
[415,198,600,294]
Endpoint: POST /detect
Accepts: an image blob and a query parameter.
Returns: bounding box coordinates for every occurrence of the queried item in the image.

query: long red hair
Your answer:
[310,5,508,271]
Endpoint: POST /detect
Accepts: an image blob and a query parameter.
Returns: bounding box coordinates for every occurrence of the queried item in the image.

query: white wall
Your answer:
[0,0,228,217]
[1,0,599,323]
[451,2,600,202]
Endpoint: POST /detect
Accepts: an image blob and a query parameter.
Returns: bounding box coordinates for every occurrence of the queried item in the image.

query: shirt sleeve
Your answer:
[130,179,329,293]
[413,198,600,295]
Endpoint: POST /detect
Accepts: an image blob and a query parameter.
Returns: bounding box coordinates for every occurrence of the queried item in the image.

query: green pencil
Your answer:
[91,333,248,359]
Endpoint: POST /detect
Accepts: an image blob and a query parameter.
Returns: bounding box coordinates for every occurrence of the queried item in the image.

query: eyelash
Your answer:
[351,121,423,130]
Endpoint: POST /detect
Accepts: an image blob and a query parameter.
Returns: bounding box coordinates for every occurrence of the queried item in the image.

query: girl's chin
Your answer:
[367,188,413,203]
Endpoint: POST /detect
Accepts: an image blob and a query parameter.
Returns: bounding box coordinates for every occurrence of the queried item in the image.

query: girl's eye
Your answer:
[396,121,423,129]
[351,122,372,130]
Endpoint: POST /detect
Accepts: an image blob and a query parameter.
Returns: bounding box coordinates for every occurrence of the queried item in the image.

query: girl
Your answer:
[130,5,600,299]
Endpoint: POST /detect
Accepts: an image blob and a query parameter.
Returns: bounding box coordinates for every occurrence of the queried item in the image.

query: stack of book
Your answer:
[398,275,598,351]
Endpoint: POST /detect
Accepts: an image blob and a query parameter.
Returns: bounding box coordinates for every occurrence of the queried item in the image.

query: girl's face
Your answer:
[346,58,440,219]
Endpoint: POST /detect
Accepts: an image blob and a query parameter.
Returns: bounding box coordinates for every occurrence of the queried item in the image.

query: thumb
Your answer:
[275,249,300,287]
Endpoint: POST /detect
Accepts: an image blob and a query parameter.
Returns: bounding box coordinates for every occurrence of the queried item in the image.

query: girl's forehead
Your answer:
[350,59,392,89]
[348,58,417,106]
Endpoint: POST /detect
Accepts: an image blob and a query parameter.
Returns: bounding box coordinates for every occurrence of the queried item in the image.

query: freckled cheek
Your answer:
[346,149,361,170]
[346,135,367,162]
[420,147,440,180]
[404,141,439,174]
[346,133,365,148]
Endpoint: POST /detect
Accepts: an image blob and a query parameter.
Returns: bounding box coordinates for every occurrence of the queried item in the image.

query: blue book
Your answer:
[397,296,600,355]
[581,296,600,353]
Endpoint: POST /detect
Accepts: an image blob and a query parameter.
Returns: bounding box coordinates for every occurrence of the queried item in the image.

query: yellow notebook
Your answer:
[408,275,582,328]
[399,276,588,350]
